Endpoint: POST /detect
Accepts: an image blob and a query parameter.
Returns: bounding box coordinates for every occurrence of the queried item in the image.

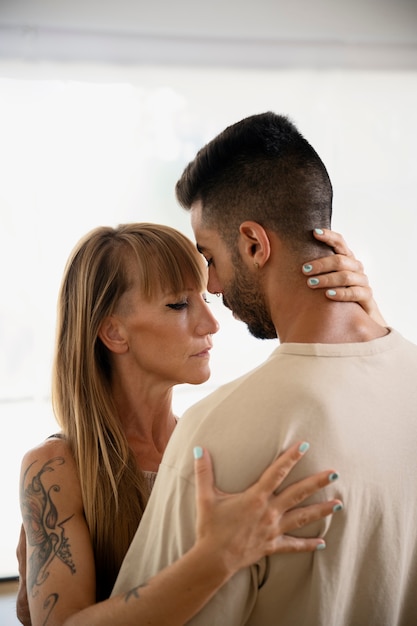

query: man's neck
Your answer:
[272,300,388,344]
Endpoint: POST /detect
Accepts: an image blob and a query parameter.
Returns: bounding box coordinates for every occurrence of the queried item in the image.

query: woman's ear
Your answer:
[98,316,128,354]
[238,221,271,268]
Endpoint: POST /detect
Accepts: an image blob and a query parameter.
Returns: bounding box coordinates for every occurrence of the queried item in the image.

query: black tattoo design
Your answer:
[42,593,58,626]
[21,456,76,596]
[125,583,148,603]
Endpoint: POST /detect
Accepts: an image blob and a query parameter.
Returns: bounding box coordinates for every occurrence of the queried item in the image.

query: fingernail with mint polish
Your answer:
[328,472,339,482]
[314,228,324,235]
[193,446,203,460]
[308,278,320,286]
[298,442,310,453]
[333,503,344,513]
[327,289,337,297]
[303,264,313,273]
[316,542,326,551]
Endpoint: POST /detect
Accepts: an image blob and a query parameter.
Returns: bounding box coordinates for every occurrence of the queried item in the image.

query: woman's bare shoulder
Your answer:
[20,433,83,509]
[21,433,71,464]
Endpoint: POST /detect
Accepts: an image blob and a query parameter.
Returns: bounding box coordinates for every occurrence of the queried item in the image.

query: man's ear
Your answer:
[238,221,271,268]
[98,316,128,354]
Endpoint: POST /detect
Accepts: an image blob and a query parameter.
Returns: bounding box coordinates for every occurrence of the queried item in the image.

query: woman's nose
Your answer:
[198,303,220,336]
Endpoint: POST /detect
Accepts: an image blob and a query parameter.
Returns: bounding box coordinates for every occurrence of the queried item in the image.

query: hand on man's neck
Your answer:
[265,234,388,344]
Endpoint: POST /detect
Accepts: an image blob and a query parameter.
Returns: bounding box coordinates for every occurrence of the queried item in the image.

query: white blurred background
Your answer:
[1,0,416,578]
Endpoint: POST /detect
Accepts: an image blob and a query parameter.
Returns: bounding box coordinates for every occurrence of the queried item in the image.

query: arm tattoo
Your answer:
[124,583,148,603]
[42,593,58,626]
[20,456,76,597]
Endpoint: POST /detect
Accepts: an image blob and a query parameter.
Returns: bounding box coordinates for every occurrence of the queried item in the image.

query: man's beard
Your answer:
[222,262,277,340]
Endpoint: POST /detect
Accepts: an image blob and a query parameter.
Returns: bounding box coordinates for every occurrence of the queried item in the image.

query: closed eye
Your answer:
[166,301,188,310]
[196,244,213,268]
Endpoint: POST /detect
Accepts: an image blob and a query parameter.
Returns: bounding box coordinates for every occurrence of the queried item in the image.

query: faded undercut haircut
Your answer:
[176,111,333,256]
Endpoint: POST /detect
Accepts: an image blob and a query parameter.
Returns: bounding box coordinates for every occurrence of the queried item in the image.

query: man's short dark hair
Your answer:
[176,112,333,255]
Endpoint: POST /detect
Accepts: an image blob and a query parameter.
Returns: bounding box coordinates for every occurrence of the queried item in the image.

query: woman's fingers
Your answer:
[267,463,343,555]
[312,227,353,256]
[193,446,215,506]
[194,441,342,518]
[192,443,343,570]
[232,443,343,555]
[302,229,387,324]
[303,228,366,287]
[278,497,343,536]
[271,535,327,554]
[270,495,343,554]
[272,467,340,511]
[302,240,370,299]
[301,228,387,325]
[254,441,311,496]
[303,256,367,285]
[265,453,343,539]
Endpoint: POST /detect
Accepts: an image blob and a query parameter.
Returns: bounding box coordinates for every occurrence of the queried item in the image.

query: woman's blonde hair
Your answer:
[52,223,207,599]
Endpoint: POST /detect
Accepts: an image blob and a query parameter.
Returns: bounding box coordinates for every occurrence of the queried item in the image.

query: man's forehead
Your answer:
[190,200,203,231]
[190,201,223,255]
[194,229,218,255]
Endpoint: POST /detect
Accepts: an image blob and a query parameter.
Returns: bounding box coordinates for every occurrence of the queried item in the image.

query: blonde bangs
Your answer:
[120,223,207,299]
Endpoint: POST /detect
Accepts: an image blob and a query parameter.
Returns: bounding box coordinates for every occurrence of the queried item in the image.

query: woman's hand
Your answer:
[193,441,342,575]
[60,442,342,626]
[302,228,386,326]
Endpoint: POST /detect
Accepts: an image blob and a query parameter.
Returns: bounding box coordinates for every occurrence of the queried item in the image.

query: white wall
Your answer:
[1,0,416,69]
[1,0,416,43]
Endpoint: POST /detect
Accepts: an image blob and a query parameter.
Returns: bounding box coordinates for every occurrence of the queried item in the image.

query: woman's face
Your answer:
[113,280,220,387]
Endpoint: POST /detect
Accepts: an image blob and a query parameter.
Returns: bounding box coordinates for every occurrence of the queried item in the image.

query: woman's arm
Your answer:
[302,228,387,326]
[63,441,341,626]
[19,438,96,626]
[19,439,341,626]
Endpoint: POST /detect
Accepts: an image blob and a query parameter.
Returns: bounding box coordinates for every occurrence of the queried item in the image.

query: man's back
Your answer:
[113,329,417,626]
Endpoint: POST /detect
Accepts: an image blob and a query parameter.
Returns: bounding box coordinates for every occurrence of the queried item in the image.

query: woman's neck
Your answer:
[113,381,177,472]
